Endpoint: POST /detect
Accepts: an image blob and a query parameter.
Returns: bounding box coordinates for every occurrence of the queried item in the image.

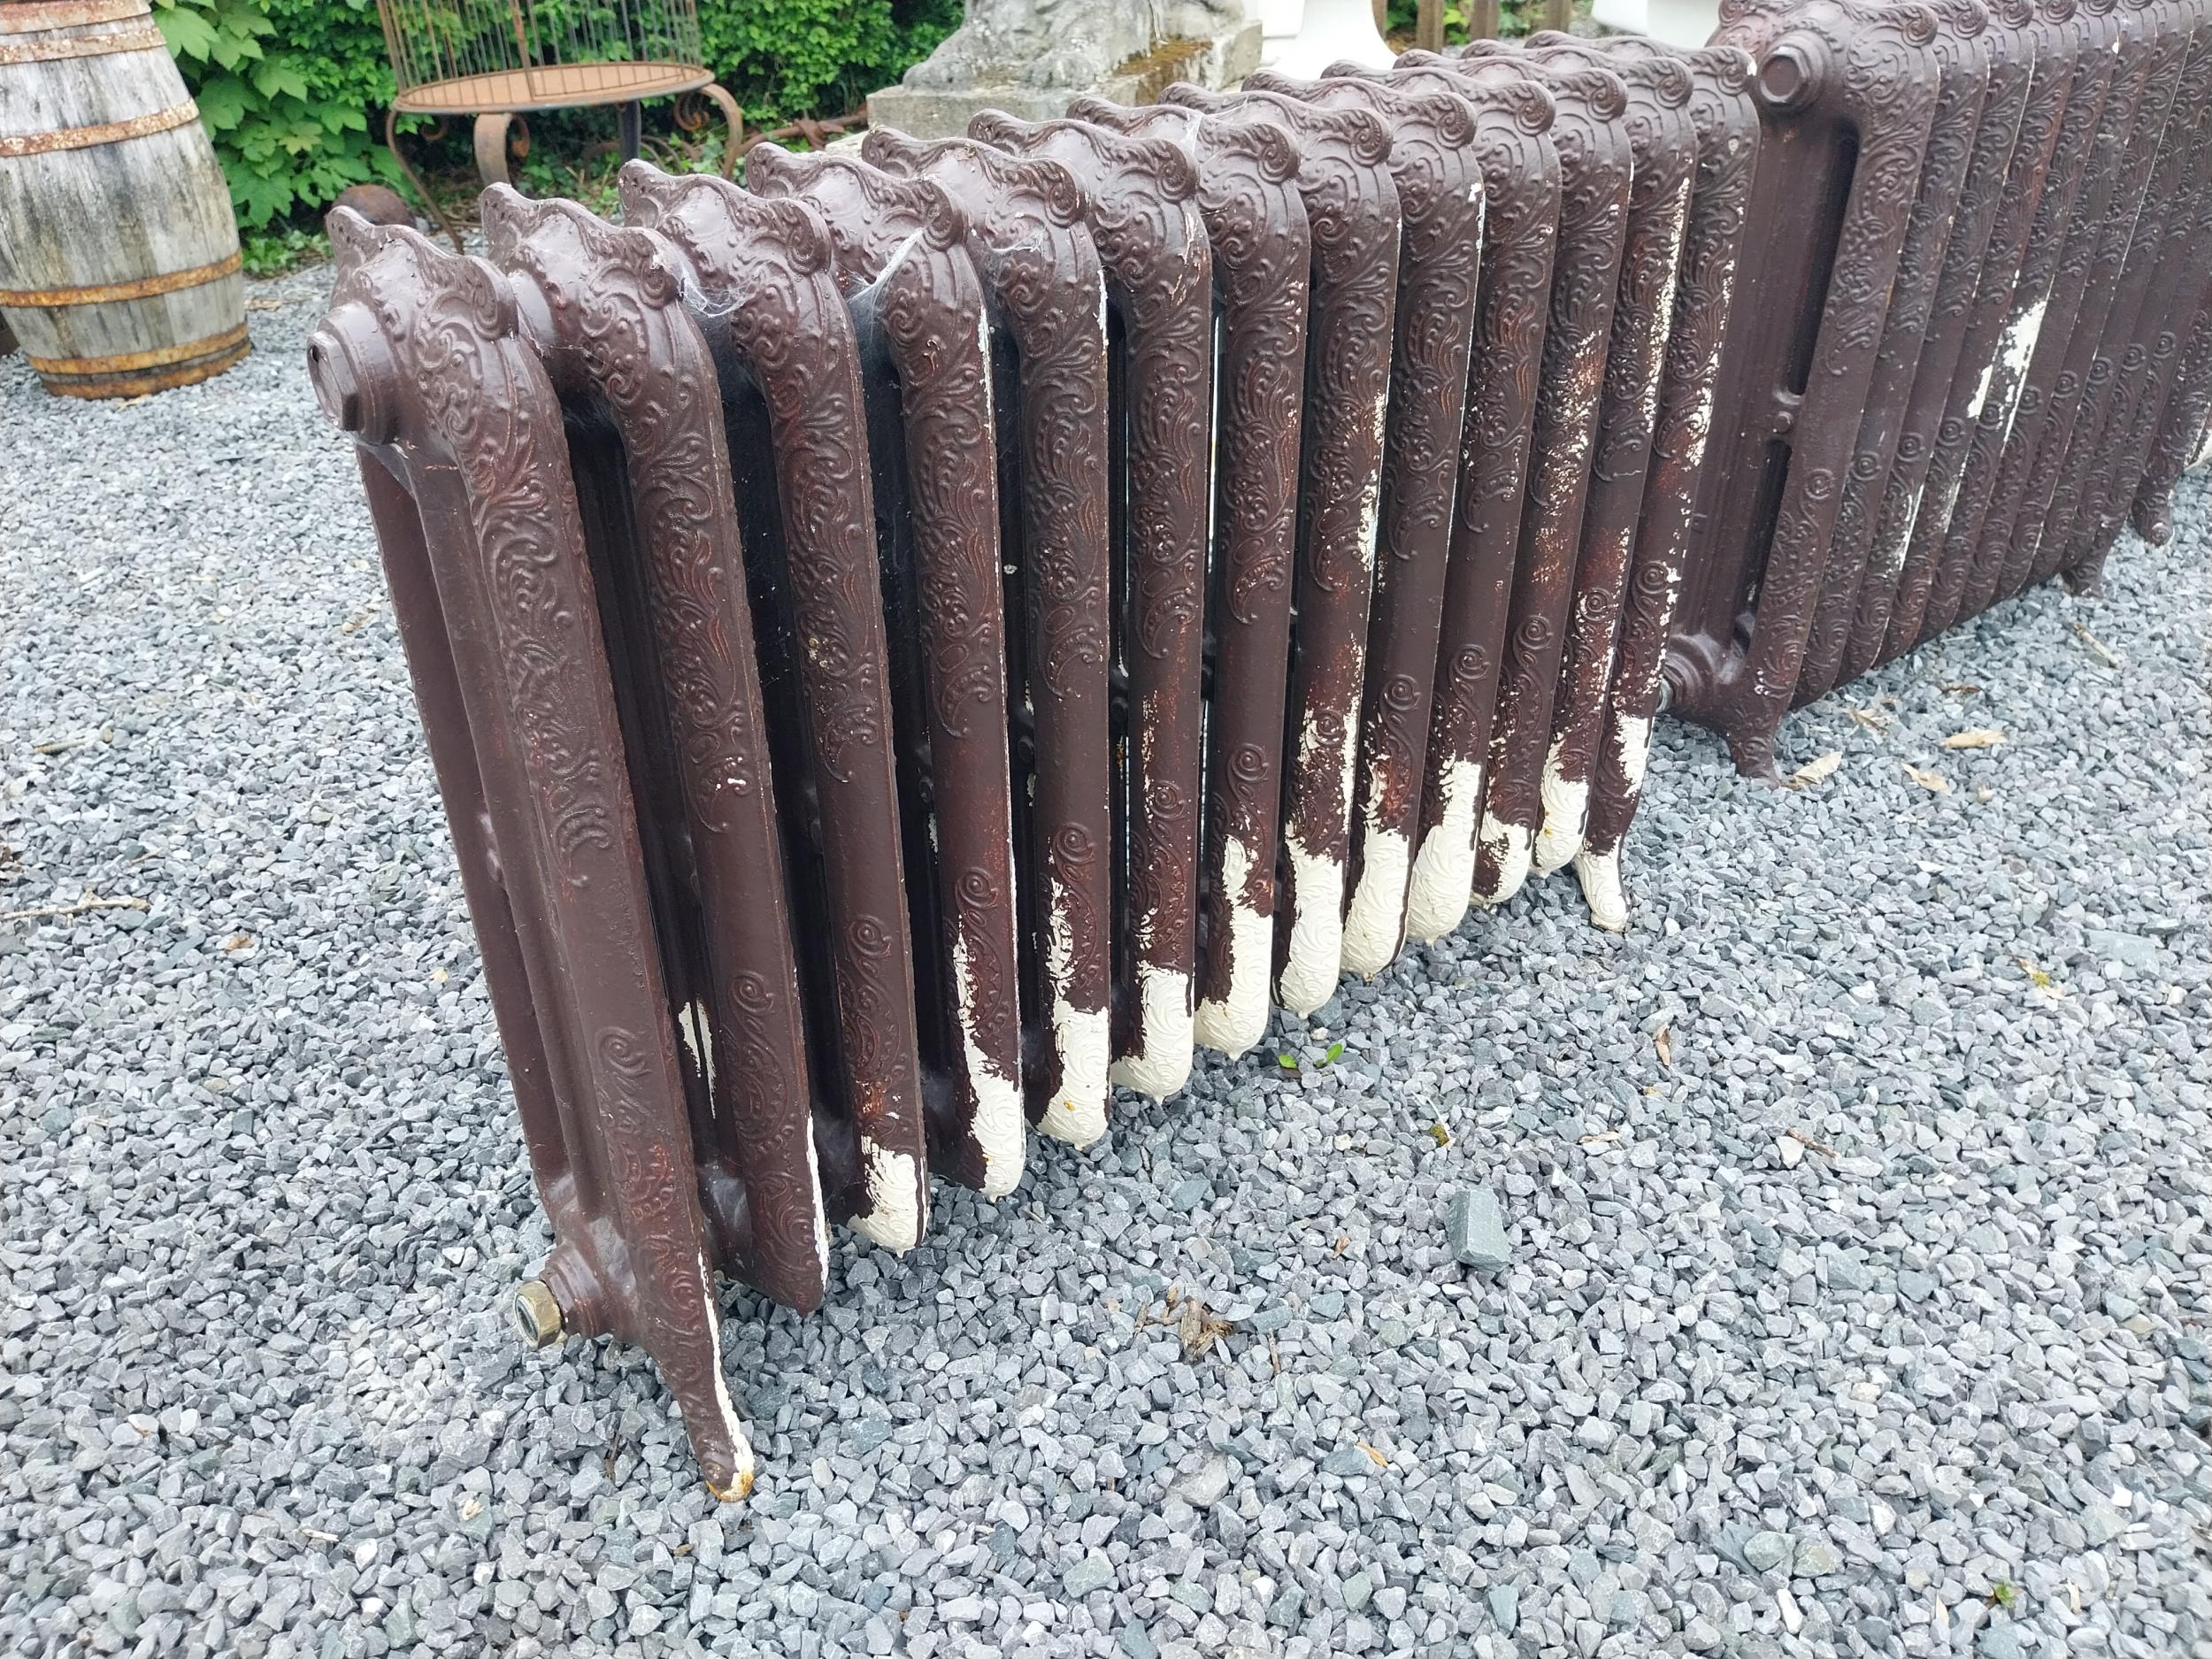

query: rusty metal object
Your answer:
[962,111,1213,1101]
[1244,68,1486,980]
[311,211,757,1499]
[859,131,1117,1138]
[1663,0,1948,780]
[1434,49,1632,899]
[1160,82,1399,1020]
[1070,96,1310,1060]
[1344,57,1561,944]
[313,9,2212,1494]
[741,147,1025,1195]
[618,165,933,1257]
[330,181,415,228]
[1570,39,1760,931]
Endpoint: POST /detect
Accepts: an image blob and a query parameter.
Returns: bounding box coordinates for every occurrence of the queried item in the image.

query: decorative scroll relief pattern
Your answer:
[966,111,1211,1101]
[482,188,833,1305]
[1370,57,1559,943]
[1578,43,1757,932]
[860,130,1115,1138]
[1069,96,1311,1060]
[321,212,751,1498]
[1467,59,1631,908]
[745,144,1027,1195]
[1700,0,1944,778]
[617,165,931,1249]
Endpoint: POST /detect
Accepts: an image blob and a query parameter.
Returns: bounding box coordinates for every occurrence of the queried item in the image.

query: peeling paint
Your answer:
[850,1138,922,1251]
[1110,964,1194,1099]
[949,933,1025,1196]
[701,1263,756,1499]
[1532,732,1590,876]
[1194,833,1271,1057]
[1341,822,1409,979]
[1572,844,1630,933]
[1041,900,1109,1146]
[1278,831,1345,1017]
[1474,812,1532,908]
[1405,758,1482,941]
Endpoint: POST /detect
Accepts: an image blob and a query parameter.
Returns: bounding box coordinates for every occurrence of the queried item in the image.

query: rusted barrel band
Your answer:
[27,319,249,377]
[0,21,165,63]
[0,249,241,308]
[0,97,198,157]
[0,0,148,31]
[40,334,249,399]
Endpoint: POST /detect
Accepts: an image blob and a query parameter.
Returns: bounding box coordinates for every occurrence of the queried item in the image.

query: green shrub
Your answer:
[154,0,958,238]
[154,0,397,228]
[698,0,962,130]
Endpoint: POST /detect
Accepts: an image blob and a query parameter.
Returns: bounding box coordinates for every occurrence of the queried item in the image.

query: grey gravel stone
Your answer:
[1447,1183,1513,1270]
[3,274,2208,1659]
[1744,1531,1794,1572]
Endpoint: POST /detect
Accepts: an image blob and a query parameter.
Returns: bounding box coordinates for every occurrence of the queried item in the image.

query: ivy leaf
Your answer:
[250,57,311,103]
[193,76,252,132]
[156,5,221,62]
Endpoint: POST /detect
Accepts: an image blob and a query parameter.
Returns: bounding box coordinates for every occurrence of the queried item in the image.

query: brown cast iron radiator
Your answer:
[1665,0,2212,777]
[307,7,2208,1490]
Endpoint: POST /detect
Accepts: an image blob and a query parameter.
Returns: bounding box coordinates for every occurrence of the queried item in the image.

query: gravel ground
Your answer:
[3,265,2208,1659]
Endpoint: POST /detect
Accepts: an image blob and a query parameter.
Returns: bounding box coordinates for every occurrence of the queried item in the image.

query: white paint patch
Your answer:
[949,933,1025,1197]
[1613,712,1655,796]
[1573,846,1629,933]
[1110,964,1194,1099]
[1404,758,1481,941]
[677,1000,712,1089]
[802,1098,830,1279]
[1531,733,1588,877]
[1194,833,1271,1057]
[1276,710,1355,1016]
[1473,812,1532,907]
[699,1260,757,1500]
[1041,895,1109,1147]
[849,1138,923,1252]
[1965,357,1995,422]
[1994,299,2047,446]
[1340,823,1409,979]
[1277,832,1345,1017]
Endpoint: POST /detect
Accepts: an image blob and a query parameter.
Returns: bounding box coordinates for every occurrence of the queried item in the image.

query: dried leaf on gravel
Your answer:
[1787,750,1844,789]
[1942,727,2004,749]
[1655,1026,1673,1068]
[1904,764,1950,793]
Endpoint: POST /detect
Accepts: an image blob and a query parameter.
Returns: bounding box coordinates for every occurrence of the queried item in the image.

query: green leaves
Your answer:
[154,0,394,227]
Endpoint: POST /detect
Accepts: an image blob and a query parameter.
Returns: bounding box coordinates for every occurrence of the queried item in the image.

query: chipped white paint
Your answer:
[1965,356,1995,422]
[802,1097,830,1278]
[1194,833,1271,1056]
[1041,899,1109,1147]
[1531,732,1589,876]
[1473,811,1532,907]
[1611,711,1655,796]
[677,999,712,1088]
[1278,710,1356,1017]
[1405,757,1481,941]
[850,1138,923,1251]
[1994,298,2047,445]
[1340,821,1409,978]
[699,1260,757,1499]
[949,933,1025,1196]
[1572,844,1630,933]
[1278,832,1345,1017]
[1110,964,1194,1098]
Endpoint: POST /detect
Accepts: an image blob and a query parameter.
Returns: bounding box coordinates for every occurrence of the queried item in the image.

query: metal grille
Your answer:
[309,5,2208,1490]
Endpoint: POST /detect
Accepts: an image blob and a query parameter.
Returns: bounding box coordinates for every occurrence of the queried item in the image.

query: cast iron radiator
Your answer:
[1665,0,2212,776]
[307,9,2205,1489]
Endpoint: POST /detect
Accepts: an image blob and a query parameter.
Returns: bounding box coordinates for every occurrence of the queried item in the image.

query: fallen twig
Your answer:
[1,892,148,923]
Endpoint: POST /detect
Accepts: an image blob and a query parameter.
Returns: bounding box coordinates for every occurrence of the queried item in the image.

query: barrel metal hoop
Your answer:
[0,249,240,308]
[0,97,198,157]
[0,0,150,32]
[27,319,250,377]
[0,21,165,63]
[37,334,250,398]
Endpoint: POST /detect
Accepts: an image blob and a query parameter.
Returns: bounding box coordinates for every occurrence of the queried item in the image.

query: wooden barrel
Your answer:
[0,0,247,397]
